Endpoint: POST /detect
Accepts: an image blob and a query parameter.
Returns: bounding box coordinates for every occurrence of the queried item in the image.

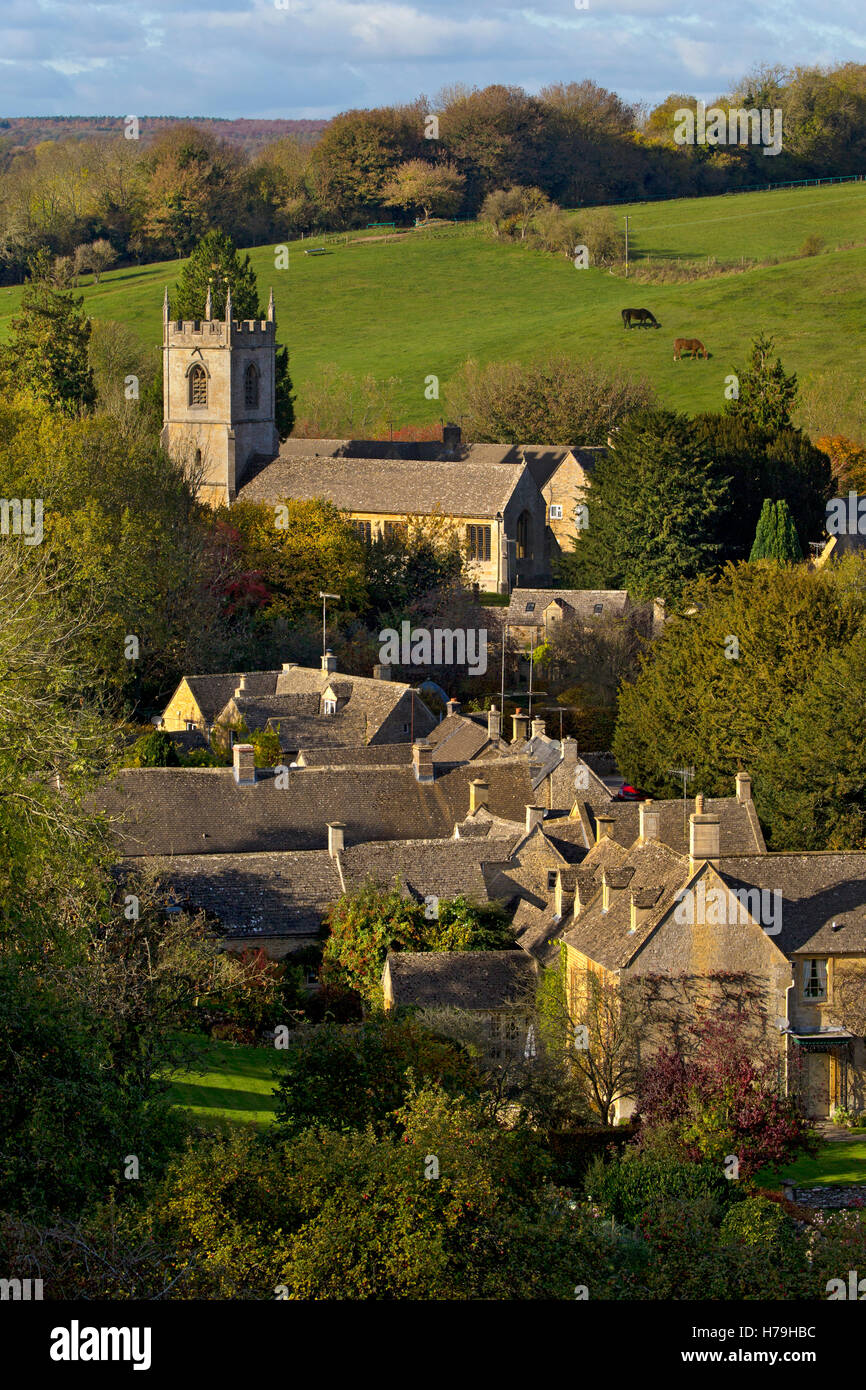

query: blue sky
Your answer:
[1,0,863,118]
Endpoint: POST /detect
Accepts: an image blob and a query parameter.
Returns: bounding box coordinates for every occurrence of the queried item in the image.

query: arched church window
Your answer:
[516,510,532,561]
[189,364,207,406]
[244,363,260,408]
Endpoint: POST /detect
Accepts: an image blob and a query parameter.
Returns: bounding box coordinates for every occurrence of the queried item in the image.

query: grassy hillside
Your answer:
[2,182,864,435]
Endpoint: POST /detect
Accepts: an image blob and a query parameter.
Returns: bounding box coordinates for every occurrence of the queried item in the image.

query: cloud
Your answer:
[1,0,863,117]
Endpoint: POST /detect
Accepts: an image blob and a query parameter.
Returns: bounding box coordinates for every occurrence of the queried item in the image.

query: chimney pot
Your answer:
[413,738,434,783]
[639,799,659,843]
[695,792,705,814]
[232,743,256,786]
[531,717,546,740]
[469,777,489,813]
[525,804,544,833]
[327,821,345,857]
[446,698,460,717]
[511,710,529,743]
[595,815,615,844]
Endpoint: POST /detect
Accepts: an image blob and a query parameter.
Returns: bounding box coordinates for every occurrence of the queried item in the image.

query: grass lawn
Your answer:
[2,182,864,432]
[755,1139,866,1189]
[164,1037,282,1128]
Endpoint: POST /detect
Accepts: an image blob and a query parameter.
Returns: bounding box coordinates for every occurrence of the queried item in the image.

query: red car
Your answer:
[615,784,650,801]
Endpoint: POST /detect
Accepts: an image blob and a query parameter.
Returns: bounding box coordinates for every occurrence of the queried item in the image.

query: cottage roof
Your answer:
[719,854,866,956]
[384,950,537,1010]
[506,588,630,627]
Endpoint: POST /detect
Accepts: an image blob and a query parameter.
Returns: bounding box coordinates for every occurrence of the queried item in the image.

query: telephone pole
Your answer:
[624,215,630,277]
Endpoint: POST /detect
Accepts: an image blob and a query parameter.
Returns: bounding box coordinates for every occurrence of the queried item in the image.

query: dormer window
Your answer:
[244,362,259,408]
[593,604,603,616]
[188,363,207,406]
[525,602,535,613]
[323,698,337,716]
[803,958,828,1001]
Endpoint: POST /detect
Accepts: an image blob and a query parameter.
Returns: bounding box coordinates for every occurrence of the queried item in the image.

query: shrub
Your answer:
[720,1195,793,1247]
[130,729,180,767]
[584,1149,732,1227]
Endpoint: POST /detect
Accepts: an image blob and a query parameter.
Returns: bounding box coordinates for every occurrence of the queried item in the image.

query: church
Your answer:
[160,289,595,592]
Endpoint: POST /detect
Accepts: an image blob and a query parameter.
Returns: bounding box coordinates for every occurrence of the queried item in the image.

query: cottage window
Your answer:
[593,603,603,616]
[188,364,207,406]
[525,601,535,613]
[516,510,532,561]
[549,504,563,520]
[466,525,491,561]
[547,870,557,890]
[185,720,196,732]
[803,958,828,1001]
[383,520,408,541]
[244,362,260,408]
[352,520,372,544]
[323,698,337,716]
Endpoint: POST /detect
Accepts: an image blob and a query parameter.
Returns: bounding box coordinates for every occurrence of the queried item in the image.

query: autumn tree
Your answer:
[383,159,465,222]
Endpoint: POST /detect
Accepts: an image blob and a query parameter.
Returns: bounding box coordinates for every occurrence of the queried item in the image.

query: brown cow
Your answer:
[674,338,709,360]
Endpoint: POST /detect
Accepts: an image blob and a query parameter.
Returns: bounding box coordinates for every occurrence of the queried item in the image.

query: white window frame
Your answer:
[802,958,828,1002]
[323,698,337,716]
[549,504,563,520]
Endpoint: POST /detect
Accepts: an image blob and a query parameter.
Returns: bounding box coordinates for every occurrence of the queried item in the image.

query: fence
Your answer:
[589,171,865,212]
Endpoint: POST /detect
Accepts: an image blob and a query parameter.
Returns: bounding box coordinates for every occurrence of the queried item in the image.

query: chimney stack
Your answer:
[232,743,256,786]
[469,778,489,814]
[690,796,720,866]
[560,737,577,763]
[412,738,434,783]
[446,698,460,718]
[487,704,501,741]
[595,815,615,844]
[372,662,392,681]
[530,717,546,740]
[639,799,659,843]
[736,771,752,804]
[512,710,529,743]
[327,822,345,857]
[321,649,337,674]
[442,422,462,454]
[282,662,298,672]
[525,805,544,834]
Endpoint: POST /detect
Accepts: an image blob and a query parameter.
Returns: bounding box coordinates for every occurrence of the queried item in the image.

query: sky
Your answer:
[1,0,864,119]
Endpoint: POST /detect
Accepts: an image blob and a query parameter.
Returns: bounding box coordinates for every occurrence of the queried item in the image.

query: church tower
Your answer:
[160,285,279,506]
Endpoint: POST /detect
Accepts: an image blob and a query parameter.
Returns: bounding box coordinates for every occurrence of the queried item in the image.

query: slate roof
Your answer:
[384,950,537,1010]
[718,854,866,956]
[137,834,521,940]
[561,840,691,970]
[425,713,492,763]
[180,672,280,723]
[96,758,536,857]
[237,455,524,519]
[271,438,601,483]
[506,588,630,627]
[590,797,766,856]
[296,744,414,768]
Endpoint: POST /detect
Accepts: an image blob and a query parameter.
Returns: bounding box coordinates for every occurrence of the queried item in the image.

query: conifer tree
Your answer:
[0,250,95,415]
[724,331,798,434]
[750,498,803,561]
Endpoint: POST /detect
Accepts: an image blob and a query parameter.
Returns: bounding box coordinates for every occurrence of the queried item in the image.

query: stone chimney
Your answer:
[446,698,461,717]
[512,709,529,743]
[690,795,720,866]
[327,822,345,857]
[639,799,659,843]
[736,771,752,804]
[372,663,392,681]
[595,815,615,844]
[232,743,256,786]
[282,662,298,672]
[530,717,546,740]
[560,737,577,763]
[412,738,434,783]
[487,704,501,741]
[442,422,462,454]
[469,777,489,813]
[321,649,337,674]
[525,805,544,833]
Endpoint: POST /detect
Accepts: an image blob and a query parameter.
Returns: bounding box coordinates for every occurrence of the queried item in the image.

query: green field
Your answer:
[756,1139,866,1189]
[165,1038,281,1127]
[4,182,865,432]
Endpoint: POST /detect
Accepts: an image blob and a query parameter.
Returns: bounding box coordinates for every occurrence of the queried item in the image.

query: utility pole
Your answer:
[624,215,630,277]
[500,622,508,719]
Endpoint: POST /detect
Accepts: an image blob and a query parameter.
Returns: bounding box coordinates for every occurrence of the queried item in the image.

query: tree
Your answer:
[560,409,730,601]
[0,251,95,414]
[382,159,465,222]
[130,729,180,767]
[142,125,243,256]
[749,498,803,561]
[636,1014,816,1179]
[446,354,653,446]
[479,185,551,240]
[173,228,260,322]
[725,332,799,434]
[86,238,117,284]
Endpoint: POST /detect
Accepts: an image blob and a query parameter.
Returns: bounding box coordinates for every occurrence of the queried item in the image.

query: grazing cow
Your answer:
[622,307,660,329]
[673,338,709,360]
